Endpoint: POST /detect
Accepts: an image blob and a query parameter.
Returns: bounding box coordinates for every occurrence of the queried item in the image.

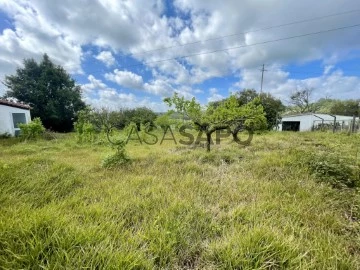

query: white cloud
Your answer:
[0,1,83,76]
[95,51,115,67]
[81,74,168,111]
[104,68,195,98]
[0,0,360,102]
[82,75,108,94]
[207,88,224,102]
[236,66,360,102]
[323,65,334,75]
[105,69,144,89]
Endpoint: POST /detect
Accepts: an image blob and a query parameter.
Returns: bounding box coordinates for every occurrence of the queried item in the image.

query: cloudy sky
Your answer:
[0,0,359,111]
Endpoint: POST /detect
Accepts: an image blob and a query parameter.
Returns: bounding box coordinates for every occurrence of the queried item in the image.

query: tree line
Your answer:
[1,54,358,136]
[288,88,359,116]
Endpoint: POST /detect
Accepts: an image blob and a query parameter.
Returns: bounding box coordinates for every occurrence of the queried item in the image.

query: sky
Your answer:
[0,0,359,111]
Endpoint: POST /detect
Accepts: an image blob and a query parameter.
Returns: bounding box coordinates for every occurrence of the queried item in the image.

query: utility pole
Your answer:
[358,101,360,133]
[260,64,267,94]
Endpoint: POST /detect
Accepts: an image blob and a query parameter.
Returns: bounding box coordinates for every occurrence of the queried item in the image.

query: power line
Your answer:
[126,9,360,57]
[60,8,360,69]
[116,23,360,70]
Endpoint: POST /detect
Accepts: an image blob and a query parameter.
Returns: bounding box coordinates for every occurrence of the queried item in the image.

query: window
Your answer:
[12,113,27,128]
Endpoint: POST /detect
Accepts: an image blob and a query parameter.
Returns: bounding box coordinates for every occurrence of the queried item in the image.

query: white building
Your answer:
[279,113,358,132]
[0,100,31,136]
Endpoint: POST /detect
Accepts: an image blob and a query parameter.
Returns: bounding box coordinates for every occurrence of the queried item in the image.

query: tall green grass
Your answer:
[0,131,359,269]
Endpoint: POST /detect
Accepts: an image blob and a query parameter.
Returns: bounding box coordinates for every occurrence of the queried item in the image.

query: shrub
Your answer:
[74,109,97,143]
[102,141,131,168]
[19,118,45,140]
[102,149,130,169]
[303,152,357,189]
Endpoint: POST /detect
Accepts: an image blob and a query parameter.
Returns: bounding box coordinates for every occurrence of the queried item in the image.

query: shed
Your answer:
[278,113,357,132]
[0,99,31,136]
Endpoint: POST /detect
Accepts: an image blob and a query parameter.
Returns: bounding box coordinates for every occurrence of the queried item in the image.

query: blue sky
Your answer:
[0,0,359,111]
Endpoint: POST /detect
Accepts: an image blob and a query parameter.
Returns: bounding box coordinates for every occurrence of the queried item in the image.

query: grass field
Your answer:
[0,131,360,269]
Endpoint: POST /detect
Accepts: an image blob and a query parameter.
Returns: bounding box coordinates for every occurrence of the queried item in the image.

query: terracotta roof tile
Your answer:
[0,99,31,110]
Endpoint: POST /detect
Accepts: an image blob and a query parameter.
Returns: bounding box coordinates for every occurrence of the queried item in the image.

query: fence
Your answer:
[312,118,360,133]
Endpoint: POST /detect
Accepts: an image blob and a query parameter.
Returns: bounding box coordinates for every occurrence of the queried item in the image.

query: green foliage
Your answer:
[74,108,97,143]
[19,118,45,140]
[124,122,139,137]
[155,112,176,130]
[4,54,85,132]
[303,152,358,189]
[286,97,360,117]
[330,99,360,116]
[313,98,337,114]
[214,89,284,130]
[102,141,130,168]
[163,92,190,122]
[128,107,157,130]
[164,93,266,151]
[75,107,157,132]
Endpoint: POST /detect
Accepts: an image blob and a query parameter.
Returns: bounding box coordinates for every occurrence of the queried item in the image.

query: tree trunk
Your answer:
[232,131,238,142]
[206,132,211,152]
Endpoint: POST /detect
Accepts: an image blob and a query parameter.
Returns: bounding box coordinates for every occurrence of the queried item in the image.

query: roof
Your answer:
[0,99,31,110]
[281,113,357,121]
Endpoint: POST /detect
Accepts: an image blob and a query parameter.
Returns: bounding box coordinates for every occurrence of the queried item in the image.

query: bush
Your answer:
[102,149,131,169]
[19,118,45,140]
[303,152,358,189]
[102,140,131,168]
[74,109,97,143]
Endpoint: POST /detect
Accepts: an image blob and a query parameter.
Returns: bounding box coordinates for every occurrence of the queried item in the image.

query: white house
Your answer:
[278,113,358,132]
[0,99,31,136]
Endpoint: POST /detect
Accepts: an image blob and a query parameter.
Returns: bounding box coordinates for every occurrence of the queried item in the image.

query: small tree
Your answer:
[74,107,97,142]
[93,108,131,167]
[164,94,266,151]
[214,89,285,130]
[163,92,190,122]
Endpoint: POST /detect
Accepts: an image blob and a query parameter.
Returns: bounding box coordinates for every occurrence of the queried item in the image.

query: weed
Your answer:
[0,131,360,268]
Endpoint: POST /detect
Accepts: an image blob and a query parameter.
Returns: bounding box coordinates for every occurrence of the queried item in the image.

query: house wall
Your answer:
[0,105,31,136]
[279,115,316,131]
[278,114,357,132]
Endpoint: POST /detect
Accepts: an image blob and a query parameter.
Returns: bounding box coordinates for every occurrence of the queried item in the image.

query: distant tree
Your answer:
[236,89,259,105]
[290,88,319,113]
[155,112,176,131]
[3,54,85,132]
[235,89,285,130]
[122,107,157,131]
[329,99,360,116]
[313,98,336,114]
[214,89,285,129]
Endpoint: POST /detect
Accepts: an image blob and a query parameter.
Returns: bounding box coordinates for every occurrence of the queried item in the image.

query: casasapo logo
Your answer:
[125,124,253,146]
